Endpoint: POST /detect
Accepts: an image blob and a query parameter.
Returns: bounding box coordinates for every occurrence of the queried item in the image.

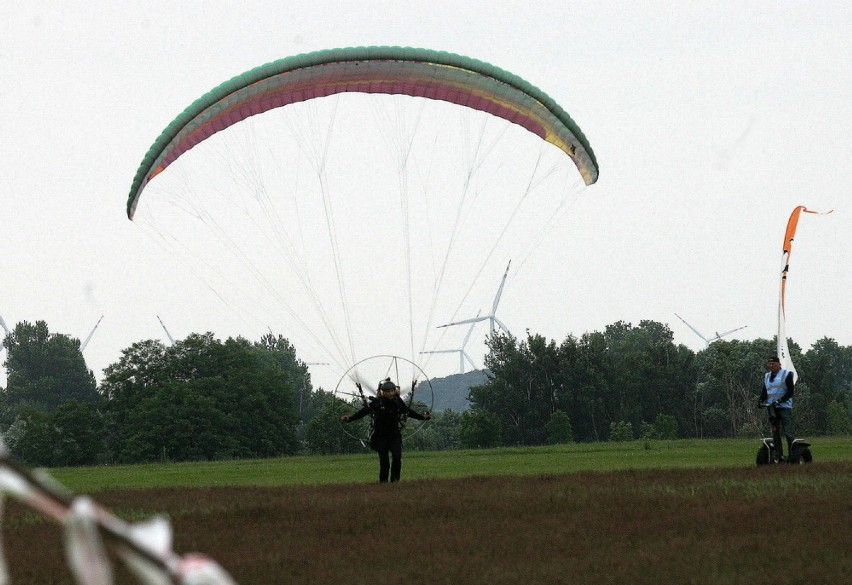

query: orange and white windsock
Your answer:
[777,206,832,382]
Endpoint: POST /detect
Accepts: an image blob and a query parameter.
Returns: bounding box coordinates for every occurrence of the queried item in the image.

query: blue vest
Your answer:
[765,368,793,409]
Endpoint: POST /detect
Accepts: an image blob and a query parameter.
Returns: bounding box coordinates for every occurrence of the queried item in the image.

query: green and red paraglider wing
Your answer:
[127,46,599,218]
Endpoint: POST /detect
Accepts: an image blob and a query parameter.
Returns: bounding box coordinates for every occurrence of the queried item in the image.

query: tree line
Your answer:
[1,319,849,467]
[469,320,850,447]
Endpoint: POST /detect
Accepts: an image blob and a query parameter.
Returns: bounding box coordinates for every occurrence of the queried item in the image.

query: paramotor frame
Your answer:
[334,354,435,446]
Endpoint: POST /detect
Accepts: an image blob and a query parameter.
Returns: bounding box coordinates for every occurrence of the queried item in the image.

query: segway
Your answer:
[756,401,812,465]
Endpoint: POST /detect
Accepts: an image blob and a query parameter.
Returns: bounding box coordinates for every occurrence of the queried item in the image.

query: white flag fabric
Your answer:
[116,516,174,585]
[175,554,238,585]
[64,497,114,585]
[1,433,237,585]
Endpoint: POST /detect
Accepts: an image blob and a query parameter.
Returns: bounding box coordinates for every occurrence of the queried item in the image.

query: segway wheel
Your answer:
[756,444,771,465]
[789,446,813,464]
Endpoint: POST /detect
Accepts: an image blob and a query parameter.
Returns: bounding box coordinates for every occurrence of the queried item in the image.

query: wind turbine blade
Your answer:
[458,310,482,345]
[716,325,748,338]
[674,313,709,344]
[80,315,104,352]
[156,316,175,345]
[492,260,511,313]
[0,315,9,352]
[461,322,477,347]
[438,315,488,328]
[492,316,511,336]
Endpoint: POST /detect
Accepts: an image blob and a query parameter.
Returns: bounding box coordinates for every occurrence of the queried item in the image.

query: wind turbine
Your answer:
[80,315,104,352]
[0,314,9,353]
[157,315,176,345]
[674,313,747,347]
[0,315,9,380]
[438,260,512,336]
[421,311,480,374]
[0,316,8,386]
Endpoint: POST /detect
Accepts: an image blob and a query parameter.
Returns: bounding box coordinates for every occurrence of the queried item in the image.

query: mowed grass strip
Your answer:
[48,435,852,491]
[5,462,850,585]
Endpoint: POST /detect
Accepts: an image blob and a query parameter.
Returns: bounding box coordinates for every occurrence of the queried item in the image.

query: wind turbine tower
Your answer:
[438,260,512,336]
[421,310,480,374]
[674,313,747,347]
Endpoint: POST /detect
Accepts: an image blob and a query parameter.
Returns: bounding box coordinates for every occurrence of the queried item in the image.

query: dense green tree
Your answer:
[653,413,679,440]
[473,332,564,445]
[409,409,461,450]
[826,400,850,435]
[560,322,693,441]
[295,388,339,447]
[1,320,98,415]
[798,387,828,436]
[473,321,694,444]
[99,339,169,404]
[458,410,500,448]
[799,337,852,434]
[458,324,850,446]
[257,333,313,405]
[3,400,105,467]
[6,406,60,466]
[639,421,657,440]
[305,397,361,454]
[600,321,644,426]
[695,338,775,437]
[545,410,573,444]
[101,333,300,463]
[599,320,693,435]
[692,336,851,438]
[565,331,609,441]
[609,421,633,441]
[7,314,848,462]
[472,333,525,443]
[434,409,461,448]
[51,399,107,465]
[123,379,236,461]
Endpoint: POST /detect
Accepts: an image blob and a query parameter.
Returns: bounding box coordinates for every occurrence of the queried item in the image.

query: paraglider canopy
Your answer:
[127,46,598,218]
[126,46,599,393]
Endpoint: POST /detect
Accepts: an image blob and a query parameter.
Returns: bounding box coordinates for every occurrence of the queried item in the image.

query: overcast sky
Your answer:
[2,1,849,392]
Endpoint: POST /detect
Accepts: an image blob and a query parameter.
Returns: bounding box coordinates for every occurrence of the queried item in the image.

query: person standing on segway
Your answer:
[759,355,795,462]
[341,378,431,483]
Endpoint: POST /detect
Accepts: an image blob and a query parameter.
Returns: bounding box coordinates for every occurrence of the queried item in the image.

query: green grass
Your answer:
[6,436,851,584]
[50,435,852,491]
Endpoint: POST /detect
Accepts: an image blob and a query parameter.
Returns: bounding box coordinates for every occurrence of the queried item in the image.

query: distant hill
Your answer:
[420,369,489,412]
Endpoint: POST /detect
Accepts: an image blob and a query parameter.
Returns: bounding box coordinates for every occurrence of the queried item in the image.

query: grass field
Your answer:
[48,435,852,491]
[5,436,852,584]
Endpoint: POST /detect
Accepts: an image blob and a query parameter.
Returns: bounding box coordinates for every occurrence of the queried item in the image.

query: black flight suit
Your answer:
[347,395,428,482]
